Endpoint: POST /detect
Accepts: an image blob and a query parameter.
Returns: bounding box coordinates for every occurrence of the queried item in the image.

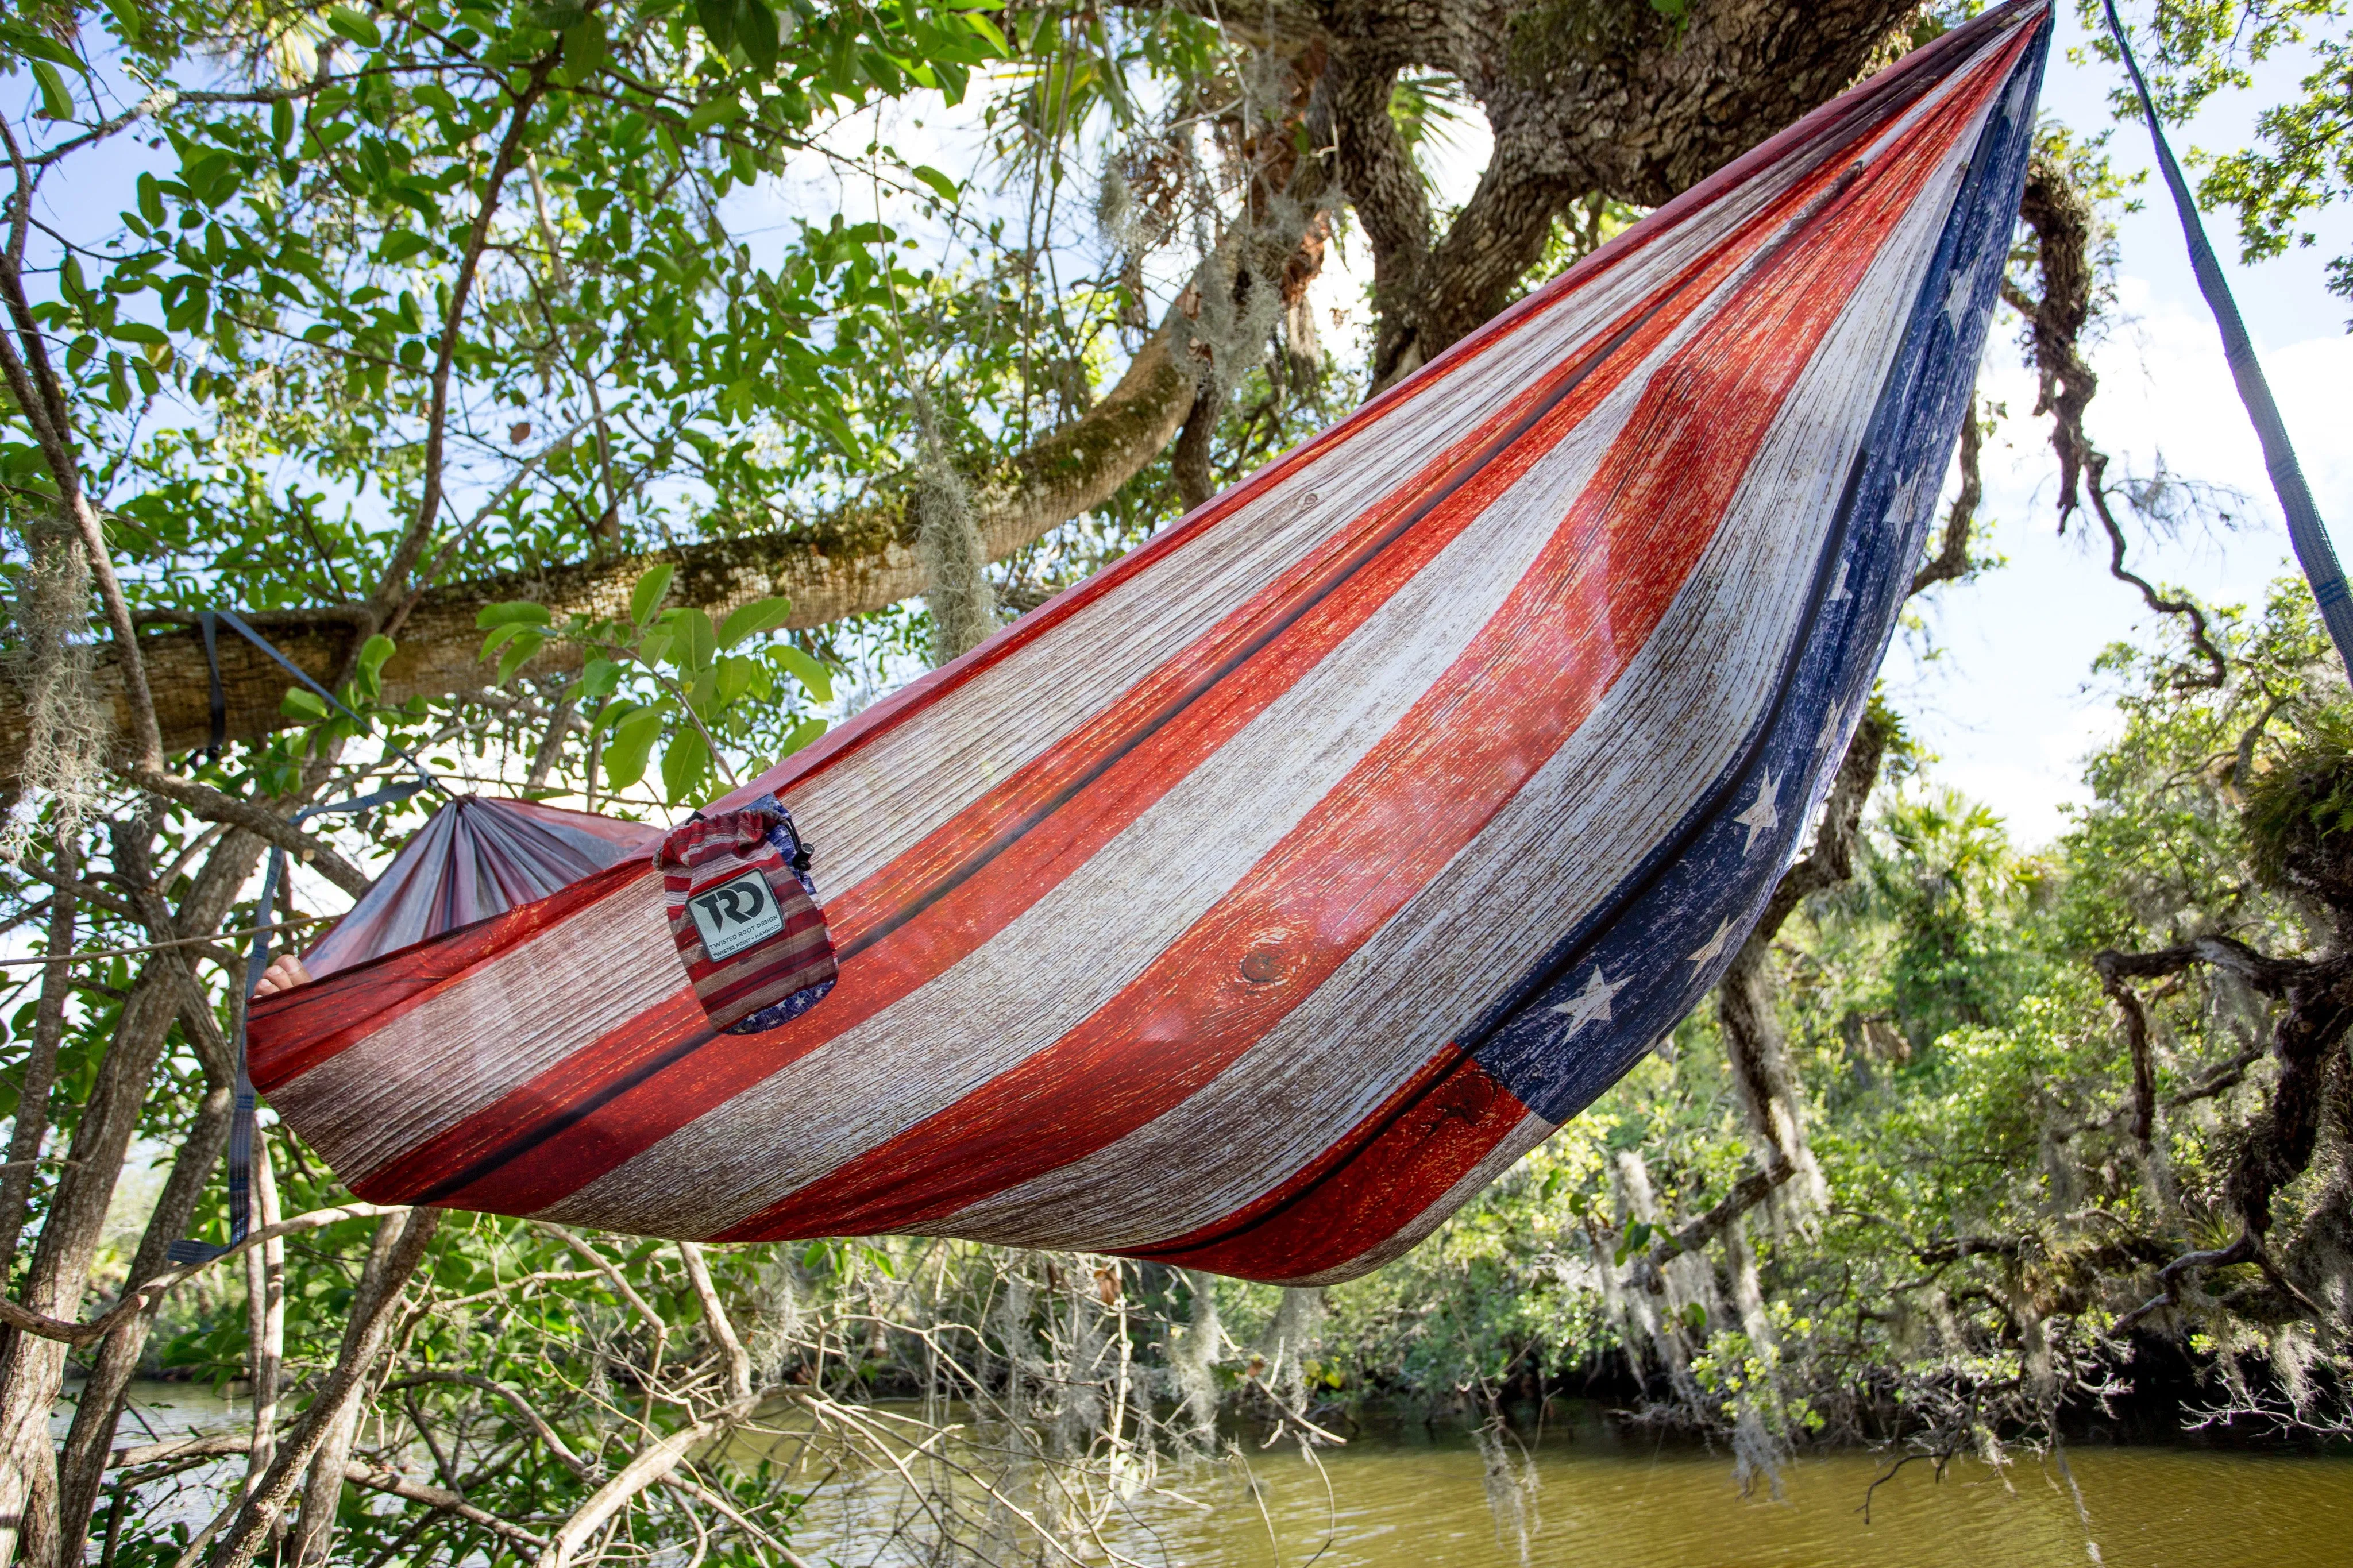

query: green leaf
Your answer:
[107,322,168,347]
[353,634,396,700]
[774,644,832,705]
[136,173,164,226]
[475,601,552,629]
[602,708,665,790]
[661,727,711,803]
[693,0,737,53]
[779,714,828,756]
[685,94,746,134]
[736,0,780,71]
[718,596,793,649]
[377,230,432,264]
[561,13,608,85]
[909,165,960,204]
[29,61,77,122]
[580,656,622,700]
[496,630,545,685]
[629,564,674,625]
[673,608,719,673]
[280,687,331,722]
[326,6,383,48]
[358,635,396,679]
[715,654,754,706]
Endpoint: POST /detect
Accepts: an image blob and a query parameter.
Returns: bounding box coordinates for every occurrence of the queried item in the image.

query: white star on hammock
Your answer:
[1551,968,1622,1037]
[1944,264,1978,334]
[1885,468,1924,530]
[1735,771,1781,853]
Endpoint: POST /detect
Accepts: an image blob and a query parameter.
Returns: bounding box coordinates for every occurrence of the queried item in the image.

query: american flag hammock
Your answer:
[248,3,2051,1284]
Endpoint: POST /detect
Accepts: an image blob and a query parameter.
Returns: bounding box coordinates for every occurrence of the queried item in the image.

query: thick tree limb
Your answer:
[1239,0,1922,382]
[2008,151,2227,687]
[678,1242,753,1405]
[3,317,1197,779]
[1911,405,1984,595]
[2090,937,2353,1242]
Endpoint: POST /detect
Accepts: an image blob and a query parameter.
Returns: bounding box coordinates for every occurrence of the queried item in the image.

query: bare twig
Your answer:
[537,1391,769,1568]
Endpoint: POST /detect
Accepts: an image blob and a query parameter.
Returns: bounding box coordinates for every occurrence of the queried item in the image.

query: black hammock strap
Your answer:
[2100,0,2353,677]
[169,615,442,1266]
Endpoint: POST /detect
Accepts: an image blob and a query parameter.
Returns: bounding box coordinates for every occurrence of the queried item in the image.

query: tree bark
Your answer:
[51,1082,236,1565]
[0,827,259,1566]
[0,850,74,1267]
[1171,0,1923,386]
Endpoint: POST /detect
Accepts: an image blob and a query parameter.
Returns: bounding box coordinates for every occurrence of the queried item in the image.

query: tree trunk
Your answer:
[52,1083,236,1565]
[0,829,259,1567]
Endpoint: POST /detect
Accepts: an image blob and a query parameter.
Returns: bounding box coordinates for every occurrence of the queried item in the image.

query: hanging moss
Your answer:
[911,395,997,666]
[1,518,108,862]
[2241,704,2353,903]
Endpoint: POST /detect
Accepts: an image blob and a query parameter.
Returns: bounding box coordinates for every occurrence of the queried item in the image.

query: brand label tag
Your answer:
[688,870,785,961]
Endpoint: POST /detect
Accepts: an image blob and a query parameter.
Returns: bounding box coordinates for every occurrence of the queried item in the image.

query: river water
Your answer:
[1093,1416,2353,1568]
[79,1384,2353,1565]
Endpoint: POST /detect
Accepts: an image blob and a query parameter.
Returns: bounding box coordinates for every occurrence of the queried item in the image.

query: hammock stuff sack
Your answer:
[250,2,2051,1286]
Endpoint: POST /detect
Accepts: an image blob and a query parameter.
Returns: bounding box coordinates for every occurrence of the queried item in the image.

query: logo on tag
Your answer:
[688,870,786,961]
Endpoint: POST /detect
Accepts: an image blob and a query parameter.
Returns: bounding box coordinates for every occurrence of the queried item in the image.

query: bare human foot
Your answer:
[253,954,313,996]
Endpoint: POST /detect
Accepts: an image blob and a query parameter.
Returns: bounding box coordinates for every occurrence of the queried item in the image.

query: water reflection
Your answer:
[785,1407,2353,1568]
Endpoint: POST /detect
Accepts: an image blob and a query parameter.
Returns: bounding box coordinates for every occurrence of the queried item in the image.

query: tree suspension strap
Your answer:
[169,616,443,1265]
[2100,0,2353,678]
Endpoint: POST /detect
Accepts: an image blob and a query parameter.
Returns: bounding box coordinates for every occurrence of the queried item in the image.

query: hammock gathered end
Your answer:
[250,2,2052,1285]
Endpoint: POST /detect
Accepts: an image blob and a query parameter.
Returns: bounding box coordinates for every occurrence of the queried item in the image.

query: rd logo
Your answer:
[688,870,786,960]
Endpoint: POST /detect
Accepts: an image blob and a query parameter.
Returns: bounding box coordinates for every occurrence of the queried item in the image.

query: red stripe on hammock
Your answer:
[711,68,1988,1245]
[1121,1048,1528,1280]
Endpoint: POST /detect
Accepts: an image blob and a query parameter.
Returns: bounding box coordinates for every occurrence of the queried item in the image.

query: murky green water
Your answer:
[1103,1419,2353,1568]
[788,1410,2353,1568]
[76,1385,2353,1565]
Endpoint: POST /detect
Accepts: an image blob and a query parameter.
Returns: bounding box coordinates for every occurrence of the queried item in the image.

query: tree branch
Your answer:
[536,1390,769,1568]
[0,1204,407,1345]
[342,1461,549,1550]
[125,771,373,898]
[368,57,561,621]
[2,312,1199,779]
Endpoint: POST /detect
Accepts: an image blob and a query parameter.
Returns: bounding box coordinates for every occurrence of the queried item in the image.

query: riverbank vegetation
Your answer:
[6,1,2353,1563]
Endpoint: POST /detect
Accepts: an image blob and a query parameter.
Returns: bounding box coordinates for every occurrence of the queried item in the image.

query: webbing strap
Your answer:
[168,613,445,1264]
[2100,0,2353,677]
[198,612,226,763]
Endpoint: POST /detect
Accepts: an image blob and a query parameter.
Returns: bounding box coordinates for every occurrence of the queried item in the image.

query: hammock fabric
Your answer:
[302,796,660,978]
[252,2,2050,1285]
